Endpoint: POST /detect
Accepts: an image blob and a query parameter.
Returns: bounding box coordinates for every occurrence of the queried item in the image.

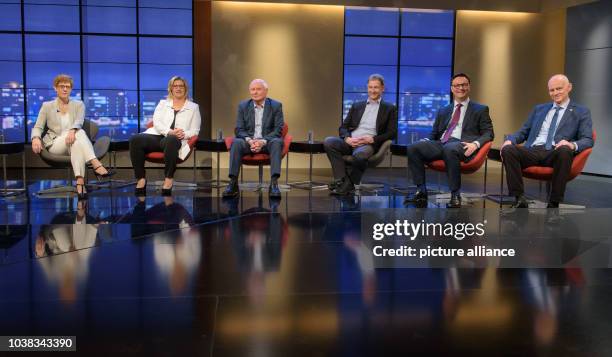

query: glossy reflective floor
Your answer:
[1,169,612,356]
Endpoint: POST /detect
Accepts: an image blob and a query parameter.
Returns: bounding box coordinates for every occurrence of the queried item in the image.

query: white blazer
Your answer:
[144,99,201,159]
[144,99,201,139]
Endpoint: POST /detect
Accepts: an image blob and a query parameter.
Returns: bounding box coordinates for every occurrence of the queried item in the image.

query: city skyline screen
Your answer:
[0,0,193,142]
[343,8,455,145]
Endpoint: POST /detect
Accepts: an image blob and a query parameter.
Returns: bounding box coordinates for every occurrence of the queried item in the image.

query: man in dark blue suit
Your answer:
[501,74,594,208]
[405,73,494,208]
[223,79,284,198]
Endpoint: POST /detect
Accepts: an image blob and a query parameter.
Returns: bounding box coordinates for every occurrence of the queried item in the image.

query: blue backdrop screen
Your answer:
[1,0,193,142]
[343,8,455,144]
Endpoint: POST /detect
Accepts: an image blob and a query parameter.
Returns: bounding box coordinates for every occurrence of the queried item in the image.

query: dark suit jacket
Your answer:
[430,100,494,147]
[507,101,593,152]
[235,98,284,142]
[339,100,398,149]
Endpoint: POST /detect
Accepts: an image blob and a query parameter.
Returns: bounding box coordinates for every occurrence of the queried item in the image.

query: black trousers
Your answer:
[406,139,472,193]
[129,133,182,179]
[501,145,574,202]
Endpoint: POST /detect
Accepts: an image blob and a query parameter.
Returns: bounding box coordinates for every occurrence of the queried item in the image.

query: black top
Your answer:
[196,139,228,152]
[289,140,325,154]
[170,110,179,130]
[108,140,130,152]
[0,142,25,155]
[390,143,407,156]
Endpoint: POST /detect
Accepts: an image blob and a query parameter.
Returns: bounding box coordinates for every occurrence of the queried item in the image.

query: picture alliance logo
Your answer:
[372,219,487,241]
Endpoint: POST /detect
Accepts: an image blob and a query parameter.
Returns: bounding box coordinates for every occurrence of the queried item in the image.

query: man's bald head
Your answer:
[548,74,572,105]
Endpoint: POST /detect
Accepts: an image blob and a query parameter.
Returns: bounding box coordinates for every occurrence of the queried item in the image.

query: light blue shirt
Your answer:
[352,98,380,138]
[532,98,573,149]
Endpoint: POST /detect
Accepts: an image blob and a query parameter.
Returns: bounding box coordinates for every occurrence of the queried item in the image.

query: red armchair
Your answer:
[520,131,596,202]
[224,123,292,189]
[426,141,493,196]
[521,131,596,181]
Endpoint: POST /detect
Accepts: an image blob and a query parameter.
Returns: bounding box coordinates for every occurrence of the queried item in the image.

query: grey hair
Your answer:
[368,74,385,86]
[249,78,269,89]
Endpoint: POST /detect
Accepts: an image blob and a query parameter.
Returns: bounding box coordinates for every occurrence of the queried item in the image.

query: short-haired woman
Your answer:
[31,74,114,200]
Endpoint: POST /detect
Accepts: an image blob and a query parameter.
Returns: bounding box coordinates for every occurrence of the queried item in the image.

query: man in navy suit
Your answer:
[405,73,494,208]
[501,74,594,208]
[223,79,284,198]
[324,74,398,195]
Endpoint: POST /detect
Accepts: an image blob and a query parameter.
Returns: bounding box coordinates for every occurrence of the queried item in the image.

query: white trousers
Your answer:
[47,130,97,178]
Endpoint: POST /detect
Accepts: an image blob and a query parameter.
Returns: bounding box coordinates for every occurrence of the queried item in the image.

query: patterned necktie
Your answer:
[545,106,562,150]
[441,103,462,143]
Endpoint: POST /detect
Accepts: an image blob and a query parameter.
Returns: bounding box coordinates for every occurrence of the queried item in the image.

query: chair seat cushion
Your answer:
[242,154,271,165]
[40,149,71,167]
[522,166,553,179]
[145,152,166,163]
[427,159,483,174]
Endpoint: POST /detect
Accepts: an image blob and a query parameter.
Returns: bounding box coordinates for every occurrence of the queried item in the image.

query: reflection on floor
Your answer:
[1,175,612,356]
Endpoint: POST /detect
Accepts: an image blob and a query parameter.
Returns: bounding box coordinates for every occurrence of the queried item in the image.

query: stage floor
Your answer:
[1,176,612,356]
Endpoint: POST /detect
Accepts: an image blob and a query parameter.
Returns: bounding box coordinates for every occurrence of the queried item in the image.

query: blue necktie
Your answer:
[545,106,561,150]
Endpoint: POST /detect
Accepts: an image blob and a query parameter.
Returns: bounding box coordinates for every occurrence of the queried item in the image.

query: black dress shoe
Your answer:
[328,177,345,191]
[330,179,355,196]
[446,193,461,208]
[404,190,428,204]
[547,201,559,208]
[222,178,239,198]
[269,179,281,198]
[511,195,529,208]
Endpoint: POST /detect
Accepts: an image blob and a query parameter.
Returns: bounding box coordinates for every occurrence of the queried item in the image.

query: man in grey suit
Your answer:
[223,79,285,198]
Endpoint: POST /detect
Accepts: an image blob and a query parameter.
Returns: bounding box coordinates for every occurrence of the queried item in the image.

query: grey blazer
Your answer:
[31,99,85,148]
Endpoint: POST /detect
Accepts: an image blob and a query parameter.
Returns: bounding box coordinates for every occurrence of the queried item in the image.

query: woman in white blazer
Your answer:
[31,74,114,200]
[129,76,201,196]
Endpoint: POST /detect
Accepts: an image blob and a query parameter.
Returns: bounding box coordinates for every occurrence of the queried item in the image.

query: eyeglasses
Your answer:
[451,83,470,89]
[57,84,72,89]
[172,84,185,88]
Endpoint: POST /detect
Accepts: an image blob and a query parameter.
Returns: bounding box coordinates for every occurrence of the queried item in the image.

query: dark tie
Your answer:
[441,103,462,143]
[545,106,561,150]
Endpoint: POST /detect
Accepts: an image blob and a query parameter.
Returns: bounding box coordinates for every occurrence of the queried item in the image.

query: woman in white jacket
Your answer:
[129,76,201,196]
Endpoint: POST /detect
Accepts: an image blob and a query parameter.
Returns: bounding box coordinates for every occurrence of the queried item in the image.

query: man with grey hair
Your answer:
[501,74,594,208]
[324,74,398,195]
[223,79,285,198]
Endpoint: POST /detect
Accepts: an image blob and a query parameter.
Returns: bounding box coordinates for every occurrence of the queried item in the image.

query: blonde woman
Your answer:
[129,76,201,196]
[31,74,114,200]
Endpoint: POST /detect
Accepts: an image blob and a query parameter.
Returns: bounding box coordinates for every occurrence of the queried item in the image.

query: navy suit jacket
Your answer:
[430,101,494,147]
[507,101,593,152]
[339,100,398,150]
[235,98,284,142]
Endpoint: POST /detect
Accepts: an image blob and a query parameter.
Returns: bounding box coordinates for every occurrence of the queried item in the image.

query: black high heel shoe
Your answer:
[93,164,116,181]
[161,186,173,196]
[76,183,88,201]
[135,180,147,197]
